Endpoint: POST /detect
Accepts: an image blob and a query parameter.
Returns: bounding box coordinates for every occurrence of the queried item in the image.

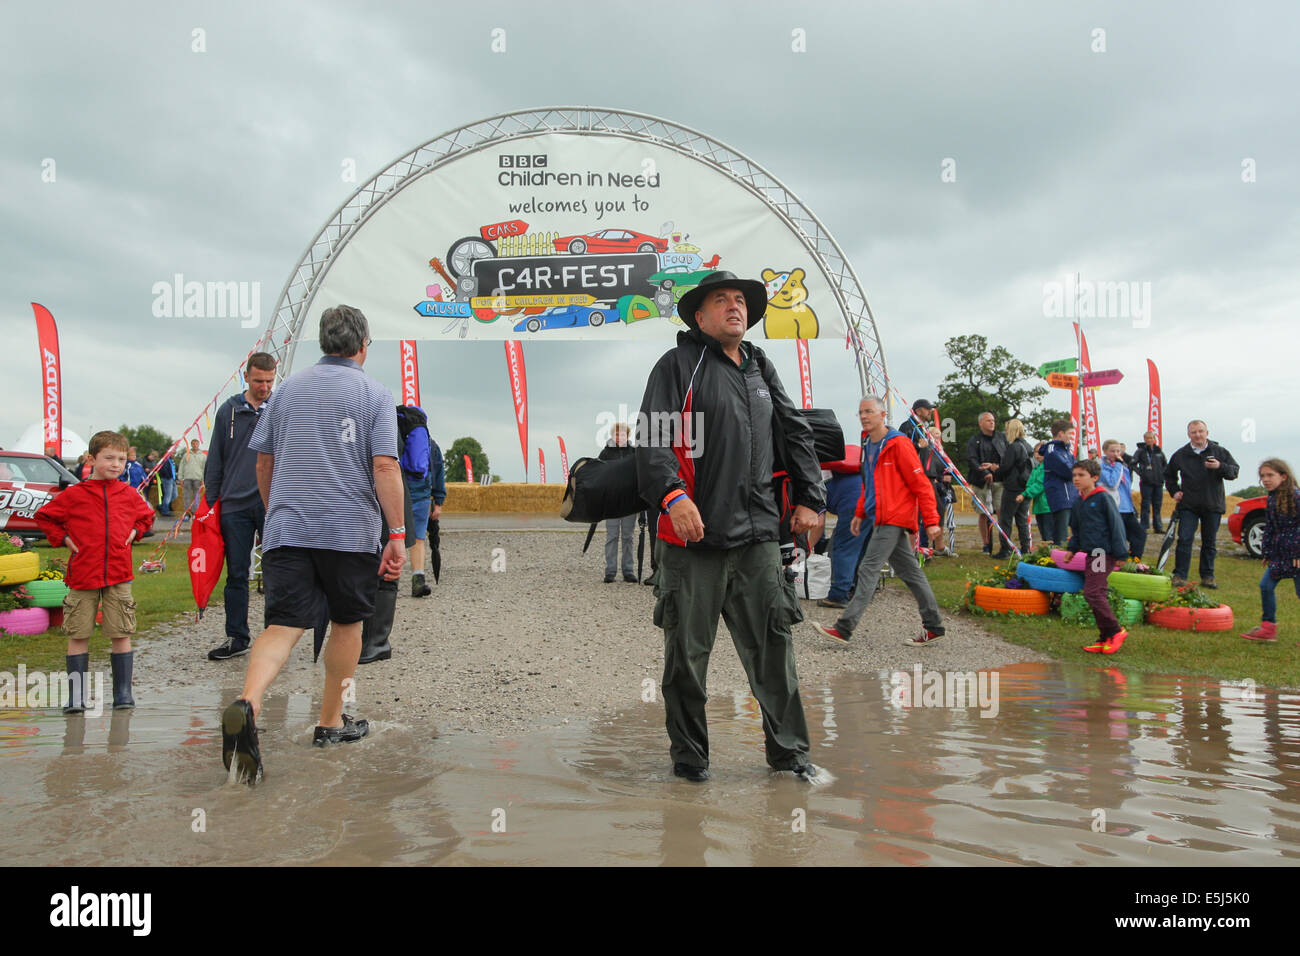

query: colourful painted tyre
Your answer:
[0,607,51,636]
[973,585,1050,615]
[0,552,40,586]
[1120,598,1144,627]
[1109,571,1172,602]
[1015,563,1084,594]
[1061,593,1144,627]
[1050,549,1087,571]
[24,579,69,608]
[1145,604,1235,632]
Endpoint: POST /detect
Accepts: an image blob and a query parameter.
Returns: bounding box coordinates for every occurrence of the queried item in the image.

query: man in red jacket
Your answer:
[35,431,155,713]
[812,396,945,646]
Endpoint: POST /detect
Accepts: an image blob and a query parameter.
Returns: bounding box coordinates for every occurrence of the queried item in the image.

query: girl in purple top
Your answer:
[1242,458,1300,642]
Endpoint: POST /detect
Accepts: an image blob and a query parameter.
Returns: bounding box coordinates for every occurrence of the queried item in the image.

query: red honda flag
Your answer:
[504,340,528,481]
[557,436,570,483]
[1146,359,1162,446]
[538,448,547,484]
[1070,388,1080,458]
[399,339,420,407]
[795,338,813,409]
[464,455,474,484]
[1074,323,1100,456]
[32,303,62,458]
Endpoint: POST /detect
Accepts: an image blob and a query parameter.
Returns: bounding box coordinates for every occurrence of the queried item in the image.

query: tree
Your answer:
[445,437,490,483]
[117,424,175,457]
[935,335,1068,457]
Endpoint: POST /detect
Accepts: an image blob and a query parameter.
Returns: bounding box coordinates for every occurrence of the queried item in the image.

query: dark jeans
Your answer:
[1121,511,1147,558]
[1047,509,1071,544]
[1139,482,1164,531]
[1260,569,1300,623]
[219,501,266,644]
[1173,508,1221,581]
[998,493,1031,552]
[1035,513,1053,545]
[828,518,870,601]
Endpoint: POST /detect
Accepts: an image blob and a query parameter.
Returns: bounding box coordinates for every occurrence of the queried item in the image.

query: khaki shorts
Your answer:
[63,583,137,641]
[973,481,1003,515]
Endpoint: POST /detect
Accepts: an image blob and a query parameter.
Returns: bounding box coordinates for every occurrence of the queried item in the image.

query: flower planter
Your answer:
[23,579,69,608]
[1108,571,1172,602]
[0,552,40,586]
[973,585,1050,615]
[1145,604,1235,632]
[1014,563,1084,594]
[1061,593,1143,628]
[1051,549,1088,571]
[0,606,51,636]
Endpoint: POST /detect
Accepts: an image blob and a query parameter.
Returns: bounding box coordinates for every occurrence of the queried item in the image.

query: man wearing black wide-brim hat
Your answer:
[635,271,826,784]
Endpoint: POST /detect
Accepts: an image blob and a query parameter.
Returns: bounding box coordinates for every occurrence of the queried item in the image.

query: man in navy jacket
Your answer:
[1164,420,1239,588]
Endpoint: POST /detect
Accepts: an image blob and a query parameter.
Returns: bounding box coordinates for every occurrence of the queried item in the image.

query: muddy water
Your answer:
[1,663,1297,866]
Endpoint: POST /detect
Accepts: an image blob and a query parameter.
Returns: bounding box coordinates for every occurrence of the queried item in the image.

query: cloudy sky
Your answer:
[4,1,1297,485]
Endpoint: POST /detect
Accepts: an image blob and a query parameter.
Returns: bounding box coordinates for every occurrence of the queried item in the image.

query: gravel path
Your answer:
[140,530,1053,736]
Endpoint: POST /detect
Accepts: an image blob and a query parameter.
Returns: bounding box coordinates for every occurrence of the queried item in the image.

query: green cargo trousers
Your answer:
[654,540,811,772]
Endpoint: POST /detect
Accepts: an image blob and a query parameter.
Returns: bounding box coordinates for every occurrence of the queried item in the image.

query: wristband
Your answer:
[663,490,687,511]
[389,525,406,537]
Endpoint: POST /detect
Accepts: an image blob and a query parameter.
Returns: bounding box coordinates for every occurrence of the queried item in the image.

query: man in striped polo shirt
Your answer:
[220,305,408,785]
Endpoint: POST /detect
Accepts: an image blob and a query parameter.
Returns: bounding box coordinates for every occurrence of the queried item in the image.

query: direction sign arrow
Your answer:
[1081,369,1124,387]
[1046,373,1079,389]
[1037,358,1078,377]
[415,300,473,317]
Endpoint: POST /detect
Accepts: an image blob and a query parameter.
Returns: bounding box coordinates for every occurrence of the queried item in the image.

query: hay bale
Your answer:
[442,483,566,514]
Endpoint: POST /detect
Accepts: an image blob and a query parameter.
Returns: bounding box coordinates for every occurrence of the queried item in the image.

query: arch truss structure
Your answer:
[256,106,888,398]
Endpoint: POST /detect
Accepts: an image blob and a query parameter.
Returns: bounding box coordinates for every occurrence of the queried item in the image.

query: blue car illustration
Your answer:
[513,305,621,333]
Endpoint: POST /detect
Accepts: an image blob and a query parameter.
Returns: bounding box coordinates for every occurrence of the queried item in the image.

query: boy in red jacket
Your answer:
[812,396,946,647]
[35,431,155,713]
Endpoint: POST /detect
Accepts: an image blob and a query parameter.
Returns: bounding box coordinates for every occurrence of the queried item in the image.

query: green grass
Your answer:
[1,540,220,674]
[923,526,1300,689]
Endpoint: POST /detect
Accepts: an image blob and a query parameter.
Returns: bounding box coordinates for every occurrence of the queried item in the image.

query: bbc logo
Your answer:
[499,154,549,168]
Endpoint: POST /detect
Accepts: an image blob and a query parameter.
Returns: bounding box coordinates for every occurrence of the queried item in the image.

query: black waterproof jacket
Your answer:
[204,393,267,514]
[994,438,1035,495]
[636,328,824,549]
[1132,442,1167,487]
[965,430,1007,486]
[1164,441,1240,514]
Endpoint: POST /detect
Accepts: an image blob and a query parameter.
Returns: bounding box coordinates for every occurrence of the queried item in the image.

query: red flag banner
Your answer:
[464,454,474,484]
[795,338,813,409]
[557,436,570,483]
[1146,359,1162,446]
[399,339,420,407]
[1070,388,1080,458]
[538,448,547,484]
[32,303,62,458]
[504,340,528,481]
[1074,323,1100,456]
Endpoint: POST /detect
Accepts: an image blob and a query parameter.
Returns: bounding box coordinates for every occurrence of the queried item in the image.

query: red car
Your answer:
[1228,495,1268,558]
[0,451,79,542]
[552,229,667,255]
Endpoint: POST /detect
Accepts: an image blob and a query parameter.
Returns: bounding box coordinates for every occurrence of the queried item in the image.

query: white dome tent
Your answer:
[10,423,90,463]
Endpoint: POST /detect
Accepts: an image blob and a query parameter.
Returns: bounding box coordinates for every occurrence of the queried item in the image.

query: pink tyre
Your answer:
[0,607,52,636]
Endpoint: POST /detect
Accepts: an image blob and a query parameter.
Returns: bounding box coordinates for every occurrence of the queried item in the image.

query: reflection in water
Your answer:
[0,663,1296,865]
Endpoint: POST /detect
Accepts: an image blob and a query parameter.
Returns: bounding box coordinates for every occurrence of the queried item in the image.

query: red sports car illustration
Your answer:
[553,229,668,255]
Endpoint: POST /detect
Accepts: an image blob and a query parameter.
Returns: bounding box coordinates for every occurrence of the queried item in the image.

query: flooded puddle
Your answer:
[1,663,1296,865]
